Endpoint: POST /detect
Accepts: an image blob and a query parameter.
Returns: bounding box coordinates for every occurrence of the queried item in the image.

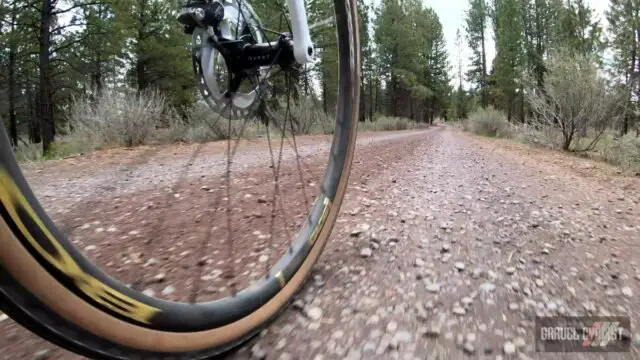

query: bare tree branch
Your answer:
[52,1,103,15]
[52,22,88,33]
[50,38,83,54]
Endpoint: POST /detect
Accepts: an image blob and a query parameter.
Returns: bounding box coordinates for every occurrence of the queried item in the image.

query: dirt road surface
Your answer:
[1,126,639,359]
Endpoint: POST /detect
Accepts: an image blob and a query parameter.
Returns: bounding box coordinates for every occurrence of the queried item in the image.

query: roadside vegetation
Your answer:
[459,49,640,174]
[13,88,426,162]
[451,0,640,175]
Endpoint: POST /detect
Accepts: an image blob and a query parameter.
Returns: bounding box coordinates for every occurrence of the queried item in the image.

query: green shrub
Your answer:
[602,134,640,173]
[465,107,513,138]
[525,49,625,151]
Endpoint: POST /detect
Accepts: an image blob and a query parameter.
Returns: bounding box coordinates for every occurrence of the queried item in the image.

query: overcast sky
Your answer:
[370,0,611,86]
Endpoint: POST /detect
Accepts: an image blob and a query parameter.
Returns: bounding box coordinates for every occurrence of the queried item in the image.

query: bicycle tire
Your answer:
[0,0,360,357]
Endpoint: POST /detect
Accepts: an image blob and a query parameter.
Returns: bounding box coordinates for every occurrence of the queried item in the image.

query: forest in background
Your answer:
[454,0,629,127]
[454,0,640,172]
[454,0,624,124]
[0,0,450,155]
[0,0,639,163]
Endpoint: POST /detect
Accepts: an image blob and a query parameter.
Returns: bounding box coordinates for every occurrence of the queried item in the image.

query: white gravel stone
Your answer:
[306,307,323,321]
[503,341,516,355]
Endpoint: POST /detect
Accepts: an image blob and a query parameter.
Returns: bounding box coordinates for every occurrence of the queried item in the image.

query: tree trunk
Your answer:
[136,0,147,91]
[27,83,41,144]
[625,25,638,136]
[8,3,18,148]
[322,80,327,114]
[368,73,373,121]
[519,84,525,123]
[374,79,379,115]
[92,5,105,95]
[390,74,399,116]
[432,97,437,124]
[409,98,414,121]
[480,0,488,108]
[93,54,103,94]
[39,0,54,154]
[534,0,544,87]
[390,42,400,116]
[136,57,146,91]
[359,84,366,122]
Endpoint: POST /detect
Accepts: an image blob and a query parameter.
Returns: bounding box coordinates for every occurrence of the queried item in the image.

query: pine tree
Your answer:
[122,0,195,111]
[420,9,450,123]
[492,0,524,121]
[465,0,489,108]
[453,28,468,119]
[555,0,602,58]
[357,0,372,121]
[607,0,640,135]
[375,0,450,121]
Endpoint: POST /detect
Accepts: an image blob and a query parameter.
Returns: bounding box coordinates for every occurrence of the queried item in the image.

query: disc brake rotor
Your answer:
[191,0,266,120]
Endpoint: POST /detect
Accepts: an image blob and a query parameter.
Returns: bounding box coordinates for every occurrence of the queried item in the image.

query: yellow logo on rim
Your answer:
[308,197,331,246]
[0,169,160,324]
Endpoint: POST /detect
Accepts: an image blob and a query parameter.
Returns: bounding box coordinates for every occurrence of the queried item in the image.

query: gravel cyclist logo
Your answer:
[582,321,623,348]
[536,316,631,352]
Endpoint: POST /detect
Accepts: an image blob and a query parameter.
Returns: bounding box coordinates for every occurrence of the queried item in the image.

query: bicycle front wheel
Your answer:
[0,0,359,357]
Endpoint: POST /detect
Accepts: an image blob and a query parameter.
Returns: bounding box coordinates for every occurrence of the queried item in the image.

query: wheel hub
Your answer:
[178,0,296,119]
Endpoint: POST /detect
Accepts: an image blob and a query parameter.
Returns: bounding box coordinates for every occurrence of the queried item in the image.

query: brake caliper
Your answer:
[178,0,225,35]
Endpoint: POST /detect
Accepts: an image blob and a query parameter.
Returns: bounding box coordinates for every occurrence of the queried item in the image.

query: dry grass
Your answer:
[161,103,269,143]
[513,123,565,149]
[462,107,640,174]
[13,142,43,163]
[65,88,173,150]
[361,116,428,131]
[13,90,428,162]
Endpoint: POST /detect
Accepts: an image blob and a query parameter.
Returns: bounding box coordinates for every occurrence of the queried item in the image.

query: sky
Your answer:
[407,0,610,86]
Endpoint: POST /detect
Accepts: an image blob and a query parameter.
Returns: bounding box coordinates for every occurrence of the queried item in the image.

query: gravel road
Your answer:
[1,126,639,360]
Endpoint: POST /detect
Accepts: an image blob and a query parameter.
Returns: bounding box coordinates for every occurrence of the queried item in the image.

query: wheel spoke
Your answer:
[264,73,301,270]
[293,60,338,78]
[276,0,293,35]
[286,74,310,210]
[189,105,254,303]
[235,0,243,39]
[189,48,286,301]
[224,105,237,295]
[132,144,206,291]
[264,111,292,271]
